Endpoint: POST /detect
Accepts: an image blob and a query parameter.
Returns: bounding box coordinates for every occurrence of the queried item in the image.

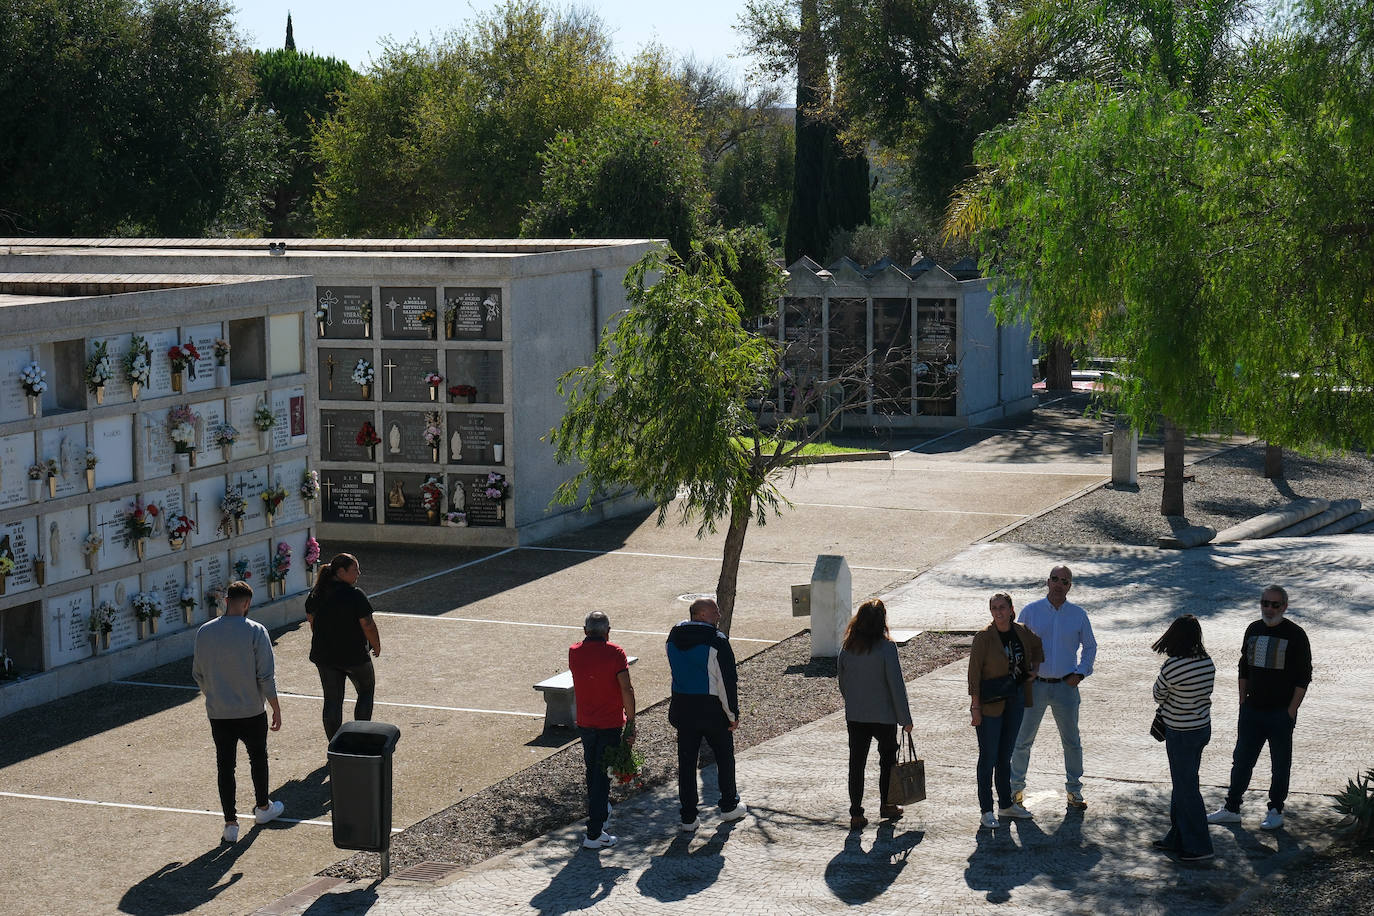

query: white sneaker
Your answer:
[254,800,285,825]
[222,822,239,843]
[720,803,748,823]
[1260,808,1284,830]
[679,817,699,832]
[998,803,1033,819]
[980,811,1000,829]
[582,831,617,849]
[1206,807,1242,825]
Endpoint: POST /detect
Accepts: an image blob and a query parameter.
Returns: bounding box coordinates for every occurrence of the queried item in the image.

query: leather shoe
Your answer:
[879,804,904,820]
[849,815,868,830]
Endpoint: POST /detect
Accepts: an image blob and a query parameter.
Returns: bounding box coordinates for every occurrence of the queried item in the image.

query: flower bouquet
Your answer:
[206,586,226,615]
[420,476,445,523]
[44,458,60,497]
[304,535,321,573]
[423,410,443,460]
[167,404,200,469]
[601,730,646,787]
[131,591,163,637]
[221,484,247,535]
[213,422,238,461]
[233,558,252,580]
[352,358,375,399]
[212,339,231,386]
[444,510,468,528]
[0,555,14,594]
[261,482,288,524]
[448,383,477,404]
[82,533,103,571]
[20,361,47,415]
[84,448,98,492]
[179,586,198,624]
[253,403,276,451]
[269,542,291,595]
[167,513,195,549]
[124,334,151,399]
[485,472,510,521]
[419,308,437,338]
[123,499,159,558]
[357,421,381,459]
[89,601,117,649]
[167,341,201,391]
[425,372,443,400]
[26,463,43,501]
[300,469,320,509]
[360,299,373,336]
[85,341,114,403]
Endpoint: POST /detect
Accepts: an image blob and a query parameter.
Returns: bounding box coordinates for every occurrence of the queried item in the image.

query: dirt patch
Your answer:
[1235,840,1374,916]
[321,630,963,879]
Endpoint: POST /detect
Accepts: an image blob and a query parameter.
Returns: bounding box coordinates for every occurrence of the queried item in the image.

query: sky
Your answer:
[230,0,762,82]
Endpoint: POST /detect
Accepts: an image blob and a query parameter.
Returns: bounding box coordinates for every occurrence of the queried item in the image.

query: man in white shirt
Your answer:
[1008,565,1098,812]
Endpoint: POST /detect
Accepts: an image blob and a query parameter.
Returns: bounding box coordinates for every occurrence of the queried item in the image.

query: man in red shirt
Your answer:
[569,611,637,849]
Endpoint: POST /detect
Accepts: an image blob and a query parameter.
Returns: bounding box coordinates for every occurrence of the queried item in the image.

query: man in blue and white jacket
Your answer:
[666,598,747,831]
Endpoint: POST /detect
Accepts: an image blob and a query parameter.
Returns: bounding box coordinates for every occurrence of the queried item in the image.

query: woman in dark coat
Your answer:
[304,553,382,740]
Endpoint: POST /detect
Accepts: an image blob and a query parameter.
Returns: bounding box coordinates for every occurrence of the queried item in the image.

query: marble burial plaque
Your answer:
[233,466,269,532]
[447,412,504,465]
[316,286,373,339]
[92,416,134,488]
[96,574,141,651]
[144,329,178,399]
[94,498,138,568]
[322,470,376,523]
[318,347,375,402]
[144,484,185,562]
[448,473,507,527]
[49,588,94,667]
[445,350,504,404]
[141,407,176,476]
[99,335,135,404]
[229,396,262,458]
[44,505,91,585]
[149,564,188,634]
[443,288,503,341]
[0,347,33,422]
[188,476,227,543]
[319,409,377,463]
[195,399,228,464]
[276,527,311,595]
[270,386,307,450]
[382,471,439,525]
[0,431,36,509]
[40,424,89,499]
[232,540,272,589]
[379,349,438,402]
[379,287,436,340]
[381,410,440,465]
[185,323,221,393]
[191,552,229,614]
[271,456,309,524]
[0,521,39,591]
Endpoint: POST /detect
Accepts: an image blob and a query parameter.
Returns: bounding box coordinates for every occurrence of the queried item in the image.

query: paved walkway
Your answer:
[302,535,1374,915]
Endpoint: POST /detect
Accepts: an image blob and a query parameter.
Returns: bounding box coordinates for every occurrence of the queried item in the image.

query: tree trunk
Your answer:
[1161,418,1186,516]
[1264,442,1284,479]
[1045,338,1073,391]
[714,499,754,636]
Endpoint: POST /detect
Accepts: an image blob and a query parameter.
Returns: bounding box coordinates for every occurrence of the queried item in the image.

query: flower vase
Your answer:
[363,323,371,339]
[189,449,197,468]
[496,501,505,521]
[429,385,439,401]
[47,477,57,498]
[100,631,110,650]
[446,321,456,338]
[0,575,6,596]
[367,445,376,462]
[182,605,194,625]
[131,381,141,401]
[136,538,147,560]
[266,511,275,527]
[86,554,99,573]
[304,497,316,517]
[28,479,42,502]
[466,393,477,404]
[431,446,440,463]
[89,634,100,655]
[234,517,244,536]
[493,444,503,463]
[171,371,183,393]
[457,518,468,527]
[150,616,158,635]
[426,509,439,526]
[360,383,371,400]
[215,365,231,388]
[174,452,191,474]
[94,385,105,405]
[27,394,39,417]
[318,319,327,337]
[33,559,45,586]
[137,619,148,640]
[169,536,185,551]
[258,430,270,452]
[222,444,234,463]
[86,469,96,492]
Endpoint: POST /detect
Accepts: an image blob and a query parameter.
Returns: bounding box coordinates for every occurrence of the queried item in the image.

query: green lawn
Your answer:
[735,437,877,457]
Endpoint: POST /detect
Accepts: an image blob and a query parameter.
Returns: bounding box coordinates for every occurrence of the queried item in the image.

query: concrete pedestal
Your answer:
[809,555,852,658]
[1111,427,1139,486]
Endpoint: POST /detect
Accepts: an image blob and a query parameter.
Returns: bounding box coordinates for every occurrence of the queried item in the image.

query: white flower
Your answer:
[351,359,375,385]
[170,421,197,447]
[20,361,48,394]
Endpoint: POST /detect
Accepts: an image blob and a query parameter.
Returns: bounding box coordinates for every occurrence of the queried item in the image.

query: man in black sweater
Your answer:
[1207,585,1312,831]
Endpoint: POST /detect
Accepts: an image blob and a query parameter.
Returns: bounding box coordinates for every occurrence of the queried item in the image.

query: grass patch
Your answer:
[735,437,876,456]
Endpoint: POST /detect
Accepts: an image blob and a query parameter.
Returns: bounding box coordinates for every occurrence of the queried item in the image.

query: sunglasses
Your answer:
[1260,599,1285,608]
[1049,575,1071,584]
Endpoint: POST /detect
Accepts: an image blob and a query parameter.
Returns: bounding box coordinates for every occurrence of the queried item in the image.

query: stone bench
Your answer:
[533,656,637,730]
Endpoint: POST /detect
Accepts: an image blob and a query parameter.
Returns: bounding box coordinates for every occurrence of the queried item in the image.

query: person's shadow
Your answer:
[824,823,925,904]
[528,850,628,915]
[965,809,1103,903]
[635,829,729,902]
[272,764,331,820]
[118,830,256,915]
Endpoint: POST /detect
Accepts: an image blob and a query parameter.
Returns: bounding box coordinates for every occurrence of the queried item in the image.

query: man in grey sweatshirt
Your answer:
[192,580,285,843]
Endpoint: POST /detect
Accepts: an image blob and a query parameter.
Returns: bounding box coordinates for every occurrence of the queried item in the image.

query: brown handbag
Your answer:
[886,731,927,805]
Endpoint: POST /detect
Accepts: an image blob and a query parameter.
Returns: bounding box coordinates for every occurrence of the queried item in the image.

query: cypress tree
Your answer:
[285,13,295,51]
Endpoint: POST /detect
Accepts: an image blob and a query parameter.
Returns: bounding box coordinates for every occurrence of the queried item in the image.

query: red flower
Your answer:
[182,342,201,361]
[146,504,159,517]
[168,346,184,361]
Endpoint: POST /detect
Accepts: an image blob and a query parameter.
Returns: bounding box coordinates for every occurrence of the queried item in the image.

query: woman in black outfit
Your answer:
[305,553,382,740]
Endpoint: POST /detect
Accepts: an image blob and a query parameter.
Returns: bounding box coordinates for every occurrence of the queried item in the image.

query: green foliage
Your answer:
[252,49,355,236]
[693,225,788,321]
[0,0,283,236]
[1329,769,1374,840]
[521,111,710,257]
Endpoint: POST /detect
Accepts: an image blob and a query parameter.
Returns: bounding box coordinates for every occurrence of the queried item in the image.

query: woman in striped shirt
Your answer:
[1151,614,1216,861]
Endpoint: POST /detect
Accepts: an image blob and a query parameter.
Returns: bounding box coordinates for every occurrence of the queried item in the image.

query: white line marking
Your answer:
[0,790,401,832]
[787,501,1026,517]
[113,680,546,718]
[366,547,519,599]
[519,545,917,574]
[367,613,778,644]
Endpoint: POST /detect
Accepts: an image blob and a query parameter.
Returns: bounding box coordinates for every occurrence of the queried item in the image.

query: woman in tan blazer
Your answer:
[968,593,1043,829]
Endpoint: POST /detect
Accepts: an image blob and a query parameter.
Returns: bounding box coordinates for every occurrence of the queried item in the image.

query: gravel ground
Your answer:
[1000,442,1374,546]
[322,631,963,880]
[1234,840,1374,916]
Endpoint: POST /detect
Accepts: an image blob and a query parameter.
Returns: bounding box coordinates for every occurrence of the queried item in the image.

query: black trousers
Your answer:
[317,660,376,740]
[676,720,739,821]
[210,713,269,822]
[847,720,899,816]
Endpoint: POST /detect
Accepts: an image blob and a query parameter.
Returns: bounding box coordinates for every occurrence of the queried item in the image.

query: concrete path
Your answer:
[302,535,1373,915]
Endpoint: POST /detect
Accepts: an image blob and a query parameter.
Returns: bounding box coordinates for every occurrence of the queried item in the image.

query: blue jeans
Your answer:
[579,726,622,839]
[1010,680,1083,795]
[1162,724,1212,856]
[1224,703,1296,813]
[976,700,1025,813]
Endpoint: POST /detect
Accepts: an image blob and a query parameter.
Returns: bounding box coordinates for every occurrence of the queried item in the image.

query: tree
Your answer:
[551,235,902,634]
[251,49,355,236]
[0,0,283,236]
[520,111,710,257]
[284,12,295,50]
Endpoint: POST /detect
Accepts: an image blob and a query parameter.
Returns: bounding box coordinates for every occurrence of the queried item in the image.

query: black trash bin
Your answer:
[328,722,401,854]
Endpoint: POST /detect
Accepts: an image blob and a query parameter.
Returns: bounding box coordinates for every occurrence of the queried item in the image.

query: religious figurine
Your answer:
[388,480,406,508]
[450,431,462,461]
[49,521,61,568]
[451,483,465,511]
[114,582,126,604]
[389,423,401,455]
